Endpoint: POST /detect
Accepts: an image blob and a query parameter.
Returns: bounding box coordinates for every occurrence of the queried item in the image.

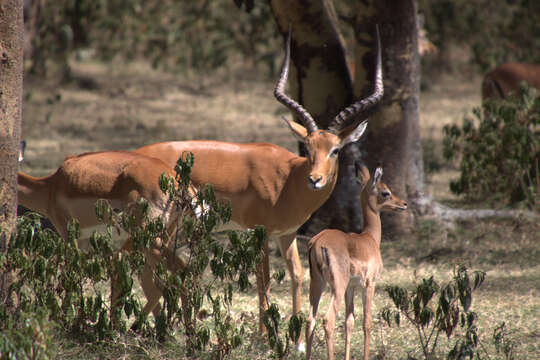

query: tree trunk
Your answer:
[355,0,423,238]
[269,0,366,235]
[0,0,24,304]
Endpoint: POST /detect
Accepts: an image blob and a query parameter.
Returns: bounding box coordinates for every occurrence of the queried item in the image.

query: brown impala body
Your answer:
[306,164,407,360]
[482,62,540,102]
[18,150,196,317]
[136,27,384,343]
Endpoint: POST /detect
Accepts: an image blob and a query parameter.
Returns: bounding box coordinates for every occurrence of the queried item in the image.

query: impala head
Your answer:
[355,162,408,212]
[275,26,383,191]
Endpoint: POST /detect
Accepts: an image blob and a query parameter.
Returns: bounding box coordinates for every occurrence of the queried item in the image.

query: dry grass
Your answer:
[21,60,539,359]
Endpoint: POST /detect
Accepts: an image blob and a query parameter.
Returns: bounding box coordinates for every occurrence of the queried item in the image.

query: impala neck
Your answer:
[361,192,382,247]
[18,172,51,216]
[289,156,339,215]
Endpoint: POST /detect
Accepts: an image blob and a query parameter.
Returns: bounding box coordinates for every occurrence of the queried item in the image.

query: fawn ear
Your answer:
[372,166,383,190]
[354,161,370,188]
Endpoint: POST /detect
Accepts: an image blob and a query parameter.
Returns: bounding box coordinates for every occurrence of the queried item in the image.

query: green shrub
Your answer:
[1,153,265,359]
[443,84,540,210]
[381,265,486,359]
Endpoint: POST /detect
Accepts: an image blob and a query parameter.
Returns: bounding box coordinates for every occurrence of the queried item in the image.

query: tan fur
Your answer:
[136,124,365,338]
[306,165,407,360]
[136,123,367,337]
[18,150,196,318]
[135,26,381,343]
[482,63,540,102]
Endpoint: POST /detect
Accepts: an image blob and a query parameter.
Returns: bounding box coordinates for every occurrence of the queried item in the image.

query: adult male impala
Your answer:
[306,164,407,360]
[18,150,196,317]
[482,62,540,102]
[135,28,383,341]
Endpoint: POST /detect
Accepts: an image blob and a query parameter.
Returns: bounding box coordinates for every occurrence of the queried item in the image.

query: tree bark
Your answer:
[355,0,423,238]
[0,0,24,304]
[269,0,366,235]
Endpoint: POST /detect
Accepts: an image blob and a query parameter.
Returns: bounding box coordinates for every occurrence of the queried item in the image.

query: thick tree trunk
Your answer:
[356,0,422,238]
[269,0,366,235]
[0,0,24,304]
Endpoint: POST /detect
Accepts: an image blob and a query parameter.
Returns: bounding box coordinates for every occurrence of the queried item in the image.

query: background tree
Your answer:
[355,0,423,236]
[0,0,24,303]
[268,0,422,236]
[18,0,540,235]
[268,0,363,235]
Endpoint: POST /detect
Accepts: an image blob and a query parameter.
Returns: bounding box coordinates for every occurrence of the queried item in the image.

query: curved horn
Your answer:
[274,26,319,134]
[329,25,384,133]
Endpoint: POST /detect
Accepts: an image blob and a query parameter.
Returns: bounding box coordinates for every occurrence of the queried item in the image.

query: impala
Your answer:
[18,150,197,317]
[482,62,540,102]
[306,163,407,360]
[135,27,383,341]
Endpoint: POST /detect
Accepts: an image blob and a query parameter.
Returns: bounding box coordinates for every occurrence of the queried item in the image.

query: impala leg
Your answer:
[306,258,325,360]
[110,238,133,324]
[112,235,188,324]
[323,286,345,360]
[162,240,189,321]
[363,283,375,360]
[277,233,304,348]
[344,287,355,360]
[139,249,163,318]
[140,238,189,320]
[256,237,270,334]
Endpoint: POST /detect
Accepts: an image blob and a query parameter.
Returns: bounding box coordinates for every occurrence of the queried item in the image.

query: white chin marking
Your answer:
[308,182,325,191]
[297,342,306,353]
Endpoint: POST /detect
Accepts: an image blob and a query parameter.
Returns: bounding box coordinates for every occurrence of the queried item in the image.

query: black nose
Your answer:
[403,202,408,207]
[309,176,322,185]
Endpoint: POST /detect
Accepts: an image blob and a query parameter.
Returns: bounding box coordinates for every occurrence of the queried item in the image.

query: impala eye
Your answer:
[330,148,340,157]
[381,191,391,198]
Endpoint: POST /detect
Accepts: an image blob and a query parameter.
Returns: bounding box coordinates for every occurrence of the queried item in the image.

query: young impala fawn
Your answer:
[306,163,407,360]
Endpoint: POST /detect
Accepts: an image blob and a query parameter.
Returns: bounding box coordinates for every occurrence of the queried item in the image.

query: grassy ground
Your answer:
[19,59,540,359]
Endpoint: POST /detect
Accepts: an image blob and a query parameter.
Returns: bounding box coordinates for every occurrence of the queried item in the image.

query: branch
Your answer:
[413,194,539,221]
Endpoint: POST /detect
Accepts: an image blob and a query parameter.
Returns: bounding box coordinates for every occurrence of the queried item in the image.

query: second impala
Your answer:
[136,28,384,342]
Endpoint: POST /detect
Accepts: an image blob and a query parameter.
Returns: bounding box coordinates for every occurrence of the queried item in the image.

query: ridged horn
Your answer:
[273,25,319,134]
[328,25,384,133]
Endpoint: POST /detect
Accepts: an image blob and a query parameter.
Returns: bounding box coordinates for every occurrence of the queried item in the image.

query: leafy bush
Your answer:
[0,308,51,360]
[263,304,304,359]
[1,153,265,359]
[381,265,486,359]
[156,153,266,357]
[443,85,540,209]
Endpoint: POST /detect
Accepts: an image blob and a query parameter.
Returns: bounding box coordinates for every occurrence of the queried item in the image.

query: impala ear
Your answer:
[339,120,368,147]
[282,116,308,142]
[372,166,383,189]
